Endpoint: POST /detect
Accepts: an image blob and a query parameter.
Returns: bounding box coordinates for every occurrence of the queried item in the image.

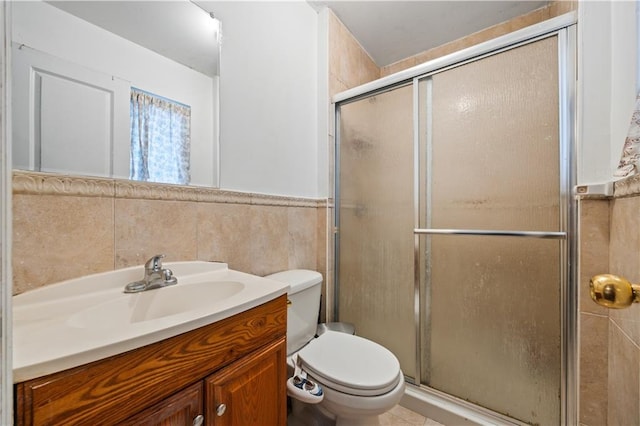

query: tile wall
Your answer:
[328,10,380,96]
[579,175,640,425]
[12,171,326,296]
[579,198,610,425]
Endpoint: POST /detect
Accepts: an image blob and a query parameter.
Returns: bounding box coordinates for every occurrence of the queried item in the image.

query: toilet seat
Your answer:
[297,331,401,397]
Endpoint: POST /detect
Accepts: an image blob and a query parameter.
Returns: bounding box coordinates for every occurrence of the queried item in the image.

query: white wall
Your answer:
[11,1,217,186]
[212,1,320,198]
[579,0,638,185]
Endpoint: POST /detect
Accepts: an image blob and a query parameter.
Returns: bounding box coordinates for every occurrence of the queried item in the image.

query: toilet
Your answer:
[266,269,405,426]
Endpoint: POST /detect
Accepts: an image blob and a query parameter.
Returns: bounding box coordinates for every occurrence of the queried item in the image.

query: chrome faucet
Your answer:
[124,254,178,293]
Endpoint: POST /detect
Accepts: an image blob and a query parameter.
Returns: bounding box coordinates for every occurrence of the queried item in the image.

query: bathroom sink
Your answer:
[13,261,289,382]
[67,280,245,329]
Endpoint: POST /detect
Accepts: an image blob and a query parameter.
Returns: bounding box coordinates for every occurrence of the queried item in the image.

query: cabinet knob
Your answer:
[193,414,204,426]
[216,403,227,416]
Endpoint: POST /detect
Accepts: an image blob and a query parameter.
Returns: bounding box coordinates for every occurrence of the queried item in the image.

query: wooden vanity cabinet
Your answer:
[205,338,286,426]
[14,296,287,426]
[119,381,204,426]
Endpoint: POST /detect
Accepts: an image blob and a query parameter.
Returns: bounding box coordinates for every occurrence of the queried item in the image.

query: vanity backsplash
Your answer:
[12,171,327,296]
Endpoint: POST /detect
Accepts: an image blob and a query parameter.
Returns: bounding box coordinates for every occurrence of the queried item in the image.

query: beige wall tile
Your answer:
[580,184,640,425]
[608,320,640,426]
[12,194,114,294]
[549,0,578,16]
[609,197,640,280]
[196,202,253,271]
[316,205,328,322]
[579,200,610,315]
[609,197,640,346]
[114,198,198,268]
[316,207,327,277]
[13,173,325,297]
[328,10,379,96]
[198,203,321,278]
[287,206,317,271]
[610,310,640,353]
[246,204,289,277]
[329,75,350,100]
[579,313,608,426]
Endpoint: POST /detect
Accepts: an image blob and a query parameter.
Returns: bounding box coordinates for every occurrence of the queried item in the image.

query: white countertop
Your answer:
[13,261,289,382]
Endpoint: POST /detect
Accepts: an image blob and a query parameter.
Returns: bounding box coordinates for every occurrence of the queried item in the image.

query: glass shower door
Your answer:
[336,84,416,380]
[418,35,563,425]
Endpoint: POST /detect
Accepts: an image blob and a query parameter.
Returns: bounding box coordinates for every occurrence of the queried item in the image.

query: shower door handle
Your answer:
[413,228,566,239]
[590,274,640,309]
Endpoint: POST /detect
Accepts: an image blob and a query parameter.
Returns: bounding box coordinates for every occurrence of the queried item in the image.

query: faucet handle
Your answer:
[145,254,165,272]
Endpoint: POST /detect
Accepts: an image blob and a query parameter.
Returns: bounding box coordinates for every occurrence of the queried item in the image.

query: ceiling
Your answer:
[48,1,550,73]
[308,1,549,66]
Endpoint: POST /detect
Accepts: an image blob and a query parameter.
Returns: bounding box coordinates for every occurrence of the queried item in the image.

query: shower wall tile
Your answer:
[579,312,608,426]
[579,199,610,315]
[114,198,198,268]
[609,197,640,346]
[549,0,579,16]
[578,198,611,426]
[328,9,380,96]
[606,194,640,426]
[607,320,640,426]
[12,193,114,294]
[609,197,640,280]
[588,179,640,426]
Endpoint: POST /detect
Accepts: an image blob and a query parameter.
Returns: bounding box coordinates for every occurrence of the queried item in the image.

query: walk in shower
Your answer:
[333,15,576,426]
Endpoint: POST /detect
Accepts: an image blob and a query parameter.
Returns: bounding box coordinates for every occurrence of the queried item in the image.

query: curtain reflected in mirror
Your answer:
[130,88,191,185]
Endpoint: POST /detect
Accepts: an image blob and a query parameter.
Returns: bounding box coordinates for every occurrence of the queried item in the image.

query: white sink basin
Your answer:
[67,281,245,329]
[13,261,289,382]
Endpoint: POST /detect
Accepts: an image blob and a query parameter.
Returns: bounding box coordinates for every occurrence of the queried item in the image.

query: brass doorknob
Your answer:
[590,274,640,309]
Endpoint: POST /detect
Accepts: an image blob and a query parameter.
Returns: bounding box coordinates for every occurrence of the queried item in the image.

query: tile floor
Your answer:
[379,405,444,426]
[288,404,444,426]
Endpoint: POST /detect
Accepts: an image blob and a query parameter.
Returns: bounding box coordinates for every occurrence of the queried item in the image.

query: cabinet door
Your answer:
[119,382,204,426]
[205,337,286,426]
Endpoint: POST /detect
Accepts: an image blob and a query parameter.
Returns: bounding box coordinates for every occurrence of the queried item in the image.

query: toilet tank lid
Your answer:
[265,270,322,294]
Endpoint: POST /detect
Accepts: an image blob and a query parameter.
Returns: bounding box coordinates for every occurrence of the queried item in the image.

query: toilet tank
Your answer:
[265,269,322,356]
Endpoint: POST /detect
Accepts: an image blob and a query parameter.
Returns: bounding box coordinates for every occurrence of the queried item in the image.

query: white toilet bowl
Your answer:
[292,330,405,426]
[315,370,405,426]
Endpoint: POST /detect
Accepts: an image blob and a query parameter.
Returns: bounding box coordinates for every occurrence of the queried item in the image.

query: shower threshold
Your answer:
[401,384,530,426]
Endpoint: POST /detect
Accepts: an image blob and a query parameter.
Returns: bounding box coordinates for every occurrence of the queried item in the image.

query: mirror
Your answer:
[11,0,221,187]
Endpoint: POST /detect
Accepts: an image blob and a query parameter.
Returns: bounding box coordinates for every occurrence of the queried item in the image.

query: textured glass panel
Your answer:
[430,37,560,232]
[425,235,561,425]
[421,37,561,425]
[337,84,415,378]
